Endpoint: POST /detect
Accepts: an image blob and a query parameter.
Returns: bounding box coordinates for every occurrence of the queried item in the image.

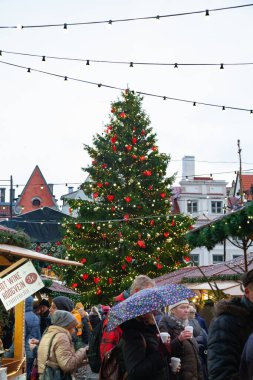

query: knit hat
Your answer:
[75,302,84,310]
[51,310,77,328]
[39,299,50,308]
[241,269,253,287]
[53,296,74,312]
[102,305,110,313]
[169,299,189,312]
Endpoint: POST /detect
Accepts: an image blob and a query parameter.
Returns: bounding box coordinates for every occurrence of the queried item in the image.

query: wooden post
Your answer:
[13,301,25,360]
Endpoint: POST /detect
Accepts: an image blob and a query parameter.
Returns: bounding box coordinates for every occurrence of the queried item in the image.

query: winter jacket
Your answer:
[24,296,41,359]
[159,314,203,380]
[208,297,253,380]
[37,325,86,374]
[120,318,170,380]
[40,309,51,335]
[240,333,253,380]
[89,313,101,329]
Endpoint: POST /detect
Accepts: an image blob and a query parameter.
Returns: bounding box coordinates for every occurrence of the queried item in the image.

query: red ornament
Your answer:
[56,241,61,246]
[150,219,155,226]
[97,183,103,188]
[121,264,126,271]
[148,185,153,190]
[171,219,175,227]
[80,258,87,264]
[106,125,113,132]
[156,263,163,270]
[92,160,97,165]
[143,170,152,176]
[132,127,136,132]
[47,265,52,269]
[141,130,146,135]
[132,154,137,160]
[132,137,137,144]
[124,214,129,221]
[124,196,131,203]
[126,145,132,151]
[139,156,146,161]
[101,163,107,169]
[107,195,115,202]
[125,256,133,263]
[137,240,146,249]
[160,193,166,198]
[96,288,102,295]
[93,192,99,199]
[108,277,113,285]
[72,283,78,288]
[104,182,109,186]
[184,257,191,263]
[75,223,82,229]
[120,112,126,118]
[69,207,73,214]
[110,135,117,144]
[94,277,100,284]
[102,233,107,239]
[189,225,194,230]
[152,146,157,151]
[164,232,170,238]
[112,145,117,152]
[111,108,116,113]
[82,274,89,280]
[111,206,115,211]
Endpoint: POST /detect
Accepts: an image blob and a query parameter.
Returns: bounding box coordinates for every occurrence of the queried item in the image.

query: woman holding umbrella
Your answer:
[159,300,203,380]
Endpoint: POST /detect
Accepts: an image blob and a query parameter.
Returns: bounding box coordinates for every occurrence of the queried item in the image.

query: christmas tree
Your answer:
[62,90,193,304]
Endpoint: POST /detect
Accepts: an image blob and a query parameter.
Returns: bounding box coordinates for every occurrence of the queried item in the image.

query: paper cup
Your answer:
[160,332,170,343]
[184,325,193,337]
[171,357,181,373]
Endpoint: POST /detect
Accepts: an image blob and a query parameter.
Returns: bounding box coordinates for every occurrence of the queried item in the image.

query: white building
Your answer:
[176,156,243,266]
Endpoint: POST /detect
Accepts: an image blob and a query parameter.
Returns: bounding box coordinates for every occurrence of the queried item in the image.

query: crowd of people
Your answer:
[3,271,253,380]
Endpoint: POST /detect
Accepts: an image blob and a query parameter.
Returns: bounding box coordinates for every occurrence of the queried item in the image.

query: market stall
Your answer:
[0,243,82,380]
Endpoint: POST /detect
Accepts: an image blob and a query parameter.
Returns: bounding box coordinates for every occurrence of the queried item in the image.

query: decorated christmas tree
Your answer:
[62,90,193,304]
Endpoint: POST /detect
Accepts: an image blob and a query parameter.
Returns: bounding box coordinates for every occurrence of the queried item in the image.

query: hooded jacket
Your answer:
[25,296,41,359]
[208,297,253,380]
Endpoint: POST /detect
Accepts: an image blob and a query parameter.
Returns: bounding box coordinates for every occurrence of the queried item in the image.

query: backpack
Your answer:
[87,320,104,373]
[99,344,127,380]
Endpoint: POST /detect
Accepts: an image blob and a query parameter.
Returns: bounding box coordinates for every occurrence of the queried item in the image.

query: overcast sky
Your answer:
[1,0,253,204]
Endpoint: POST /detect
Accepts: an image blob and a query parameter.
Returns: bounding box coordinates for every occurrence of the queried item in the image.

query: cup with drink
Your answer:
[160,332,170,343]
[184,325,193,338]
[170,357,181,373]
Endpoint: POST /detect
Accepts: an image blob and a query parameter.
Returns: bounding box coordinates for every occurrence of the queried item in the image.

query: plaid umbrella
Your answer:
[107,283,195,331]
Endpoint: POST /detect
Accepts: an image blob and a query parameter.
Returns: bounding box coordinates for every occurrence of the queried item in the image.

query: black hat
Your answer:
[39,299,50,308]
[53,296,74,312]
[241,269,253,287]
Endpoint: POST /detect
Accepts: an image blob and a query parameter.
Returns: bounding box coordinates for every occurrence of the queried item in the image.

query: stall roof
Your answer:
[0,244,83,266]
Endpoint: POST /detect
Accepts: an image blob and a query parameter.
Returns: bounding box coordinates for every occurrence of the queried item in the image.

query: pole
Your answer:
[10,175,13,220]
[237,140,244,204]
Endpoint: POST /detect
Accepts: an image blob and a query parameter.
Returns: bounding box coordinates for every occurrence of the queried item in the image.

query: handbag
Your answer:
[41,333,72,380]
[30,359,39,380]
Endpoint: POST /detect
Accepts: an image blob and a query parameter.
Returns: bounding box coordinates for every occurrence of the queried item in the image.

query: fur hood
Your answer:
[214,297,251,318]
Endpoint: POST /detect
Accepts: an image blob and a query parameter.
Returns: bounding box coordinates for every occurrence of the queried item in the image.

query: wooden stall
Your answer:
[0,244,82,380]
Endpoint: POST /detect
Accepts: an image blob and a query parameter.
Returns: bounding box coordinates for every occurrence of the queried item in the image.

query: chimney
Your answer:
[68,186,74,194]
[0,188,6,203]
[182,156,195,180]
[48,184,54,193]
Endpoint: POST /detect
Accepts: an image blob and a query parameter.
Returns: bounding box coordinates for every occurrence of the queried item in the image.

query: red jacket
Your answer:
[99,318,123,361]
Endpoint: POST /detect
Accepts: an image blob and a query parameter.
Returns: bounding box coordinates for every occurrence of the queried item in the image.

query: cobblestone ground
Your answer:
[76,365,99,380]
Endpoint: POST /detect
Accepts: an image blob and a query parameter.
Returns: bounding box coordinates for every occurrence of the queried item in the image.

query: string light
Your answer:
[3,49,253,69]
[1,4,252,29]
[1,59,252,114]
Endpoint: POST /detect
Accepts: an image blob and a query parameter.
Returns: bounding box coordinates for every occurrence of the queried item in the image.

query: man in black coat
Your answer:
[208,269,253,380]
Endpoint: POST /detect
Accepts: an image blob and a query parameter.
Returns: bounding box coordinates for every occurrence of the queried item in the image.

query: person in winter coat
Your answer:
[120,312,171,380]
[208,269,253,380]
[37,310,88,377]
[159,300,203,380]
[38,299,51,335]
[240,332,253,380]
[4,296,41,380]
[75,303,90,346]
[89,306,101,329]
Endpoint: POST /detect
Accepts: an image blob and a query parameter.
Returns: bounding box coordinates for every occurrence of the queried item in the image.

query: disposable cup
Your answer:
[160,332,170,343]
[184,325,193,337]
[171,357,181,373]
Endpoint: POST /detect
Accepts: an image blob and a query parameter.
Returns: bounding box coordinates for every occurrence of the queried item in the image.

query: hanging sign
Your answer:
[0,261,44,310]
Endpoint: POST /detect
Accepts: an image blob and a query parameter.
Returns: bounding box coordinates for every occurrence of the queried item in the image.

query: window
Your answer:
[187,200,198,213]
[190,254,199,266]
[32,198,41,207]
[233,255,241,259]
[211,201,223,214]
[213,255,224,264]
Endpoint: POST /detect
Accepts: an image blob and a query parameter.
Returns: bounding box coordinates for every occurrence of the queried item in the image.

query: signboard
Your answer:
[0,260,44,310]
